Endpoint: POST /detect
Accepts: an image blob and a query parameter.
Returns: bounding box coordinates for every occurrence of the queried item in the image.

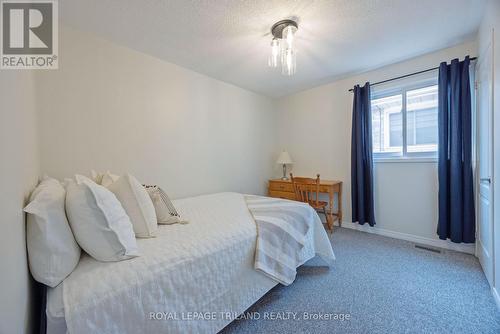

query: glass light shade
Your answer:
[268,38,280,68]
[268,21,298,75]
[281,47,296,76]
[280,25,297,76]
[282,25,297,49]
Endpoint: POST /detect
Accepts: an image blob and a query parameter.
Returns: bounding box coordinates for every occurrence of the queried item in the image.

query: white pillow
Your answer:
[90,170,104,184]
[90,170,120,186]
[101,171,120,188]
[65,175,138,262]
[106,174,158,238]
[23,177,81,287]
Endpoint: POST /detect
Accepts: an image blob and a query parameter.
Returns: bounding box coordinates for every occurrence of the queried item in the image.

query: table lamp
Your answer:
[276,150,293,180]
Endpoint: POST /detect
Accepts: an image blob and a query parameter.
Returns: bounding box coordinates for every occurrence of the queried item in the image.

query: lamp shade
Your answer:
[276,151,293,164]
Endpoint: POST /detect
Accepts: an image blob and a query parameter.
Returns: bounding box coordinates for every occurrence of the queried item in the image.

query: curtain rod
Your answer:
[348,57,477,92]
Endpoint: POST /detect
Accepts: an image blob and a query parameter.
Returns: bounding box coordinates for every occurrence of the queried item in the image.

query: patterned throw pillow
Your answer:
[144,185,188,225]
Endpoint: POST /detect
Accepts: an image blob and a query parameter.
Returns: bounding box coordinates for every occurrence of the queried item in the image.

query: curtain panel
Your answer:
[437,56,475,243]
[351,83,376,227]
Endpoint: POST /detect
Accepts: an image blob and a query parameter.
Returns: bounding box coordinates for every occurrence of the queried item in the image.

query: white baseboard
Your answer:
[492,287,500,311]
[339,221,475,255]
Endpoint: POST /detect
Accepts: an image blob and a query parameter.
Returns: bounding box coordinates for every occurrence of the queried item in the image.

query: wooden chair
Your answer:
[290,173,331,230]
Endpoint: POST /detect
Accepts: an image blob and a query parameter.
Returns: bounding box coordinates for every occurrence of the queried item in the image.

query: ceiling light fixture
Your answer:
[268,19,298,76]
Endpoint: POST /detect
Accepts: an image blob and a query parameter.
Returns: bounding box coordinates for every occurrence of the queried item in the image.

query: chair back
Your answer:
[290,173,321,206]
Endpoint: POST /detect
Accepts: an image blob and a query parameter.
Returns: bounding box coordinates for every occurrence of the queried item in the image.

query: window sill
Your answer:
[374,157,438,163]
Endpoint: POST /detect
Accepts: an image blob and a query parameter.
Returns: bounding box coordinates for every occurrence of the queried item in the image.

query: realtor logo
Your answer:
[1,0,58,69]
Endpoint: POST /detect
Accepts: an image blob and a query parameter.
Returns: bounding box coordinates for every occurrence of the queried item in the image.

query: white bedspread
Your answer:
[48,192,335,334]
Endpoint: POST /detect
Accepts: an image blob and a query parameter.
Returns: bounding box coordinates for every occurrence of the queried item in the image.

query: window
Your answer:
[371,80,438,160]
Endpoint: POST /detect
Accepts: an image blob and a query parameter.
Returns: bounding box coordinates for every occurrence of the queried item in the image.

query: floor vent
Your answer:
[414,244,442,254]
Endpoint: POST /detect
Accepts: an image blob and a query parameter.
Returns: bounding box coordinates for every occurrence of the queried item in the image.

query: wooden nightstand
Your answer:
[267,178,343,230]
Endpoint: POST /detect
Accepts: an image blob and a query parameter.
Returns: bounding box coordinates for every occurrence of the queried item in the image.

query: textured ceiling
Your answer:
[60,0,485,97]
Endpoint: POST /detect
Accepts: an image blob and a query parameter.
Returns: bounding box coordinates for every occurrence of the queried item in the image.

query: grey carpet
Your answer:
[221,227,500,334]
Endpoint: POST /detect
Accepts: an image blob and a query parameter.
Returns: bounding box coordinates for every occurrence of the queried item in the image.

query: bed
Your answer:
[46,192,335,334]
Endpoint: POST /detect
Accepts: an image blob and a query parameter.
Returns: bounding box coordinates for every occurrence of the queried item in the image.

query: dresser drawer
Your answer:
[269,181,294,192]
[268,190,296,200]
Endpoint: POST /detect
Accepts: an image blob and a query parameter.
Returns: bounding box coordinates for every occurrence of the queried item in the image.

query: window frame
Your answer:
[371,78,439,162]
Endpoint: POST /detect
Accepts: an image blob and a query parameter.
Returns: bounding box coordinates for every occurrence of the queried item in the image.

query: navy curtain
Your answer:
[437,56,475,243]
[351,82,376,226]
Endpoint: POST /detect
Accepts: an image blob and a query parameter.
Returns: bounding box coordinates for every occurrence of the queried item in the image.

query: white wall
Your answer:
[0,71,40,333]
[35,25,277,198]
[478,0,500,308]
[275,41,477,251]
